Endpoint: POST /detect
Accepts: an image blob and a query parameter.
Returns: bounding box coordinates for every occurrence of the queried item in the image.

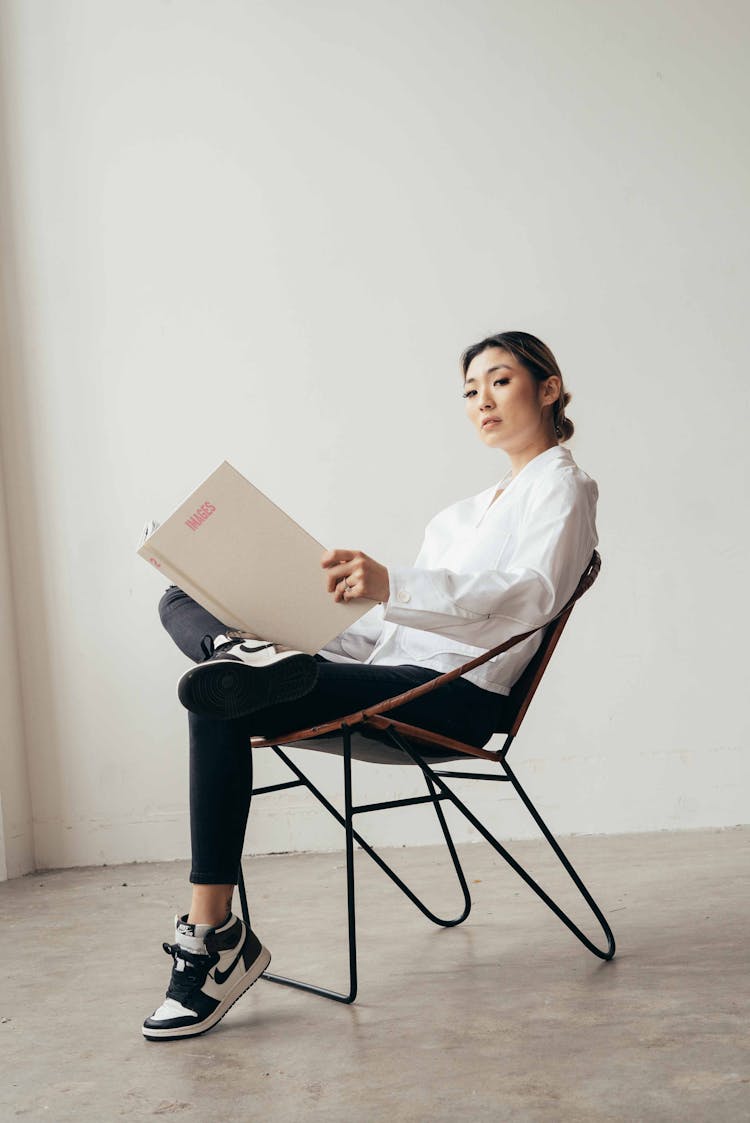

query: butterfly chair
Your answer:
[238,550,615,1003]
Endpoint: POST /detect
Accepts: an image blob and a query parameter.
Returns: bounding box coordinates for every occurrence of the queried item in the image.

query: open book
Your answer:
[137,461,373,654]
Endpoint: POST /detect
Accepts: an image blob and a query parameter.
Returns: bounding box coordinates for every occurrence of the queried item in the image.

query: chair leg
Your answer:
[239,728,358,1003]
[420,768,472,926]
[389,731,616,961]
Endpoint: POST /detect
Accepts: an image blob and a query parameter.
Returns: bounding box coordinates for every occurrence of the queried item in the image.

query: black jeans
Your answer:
[158,585,505,884]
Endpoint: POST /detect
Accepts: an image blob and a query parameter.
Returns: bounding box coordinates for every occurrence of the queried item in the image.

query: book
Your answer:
[137,460,373,654]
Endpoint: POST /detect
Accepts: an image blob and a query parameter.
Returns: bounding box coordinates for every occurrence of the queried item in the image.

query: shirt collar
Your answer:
[475,445,573,525]
[502,444,572,491]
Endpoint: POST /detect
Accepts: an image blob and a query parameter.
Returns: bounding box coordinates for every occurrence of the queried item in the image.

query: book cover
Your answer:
[137,461,372,654]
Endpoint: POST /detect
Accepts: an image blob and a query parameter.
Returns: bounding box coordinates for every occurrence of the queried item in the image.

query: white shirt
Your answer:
[319,445,599,696]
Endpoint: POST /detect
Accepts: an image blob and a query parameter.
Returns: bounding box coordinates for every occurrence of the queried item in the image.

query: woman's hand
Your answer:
[321,548,390,604]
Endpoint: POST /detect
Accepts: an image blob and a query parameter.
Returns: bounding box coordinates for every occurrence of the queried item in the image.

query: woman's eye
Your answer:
[495,378,510,386]
[462,389,476,398]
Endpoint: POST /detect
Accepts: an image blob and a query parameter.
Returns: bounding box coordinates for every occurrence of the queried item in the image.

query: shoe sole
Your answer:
[177,655,318,720]
[142,945,272,1041]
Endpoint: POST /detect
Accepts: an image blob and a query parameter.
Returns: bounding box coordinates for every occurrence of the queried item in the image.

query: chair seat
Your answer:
[250,713,501,765]
[267,732,465,766]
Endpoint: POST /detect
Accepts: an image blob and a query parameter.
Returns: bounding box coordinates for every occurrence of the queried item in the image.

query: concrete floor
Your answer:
[1,827,748,1122]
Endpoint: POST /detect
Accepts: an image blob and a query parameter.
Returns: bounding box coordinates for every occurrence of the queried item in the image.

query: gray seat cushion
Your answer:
[270,727,468,766]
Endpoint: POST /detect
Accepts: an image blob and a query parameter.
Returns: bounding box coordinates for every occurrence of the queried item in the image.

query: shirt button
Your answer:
[396,589,411,604]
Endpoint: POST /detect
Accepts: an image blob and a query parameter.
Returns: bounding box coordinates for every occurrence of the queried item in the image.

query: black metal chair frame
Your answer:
[237,551,615,1003]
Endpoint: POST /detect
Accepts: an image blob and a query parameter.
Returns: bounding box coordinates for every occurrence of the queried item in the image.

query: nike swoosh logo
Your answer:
[213,941,246,985]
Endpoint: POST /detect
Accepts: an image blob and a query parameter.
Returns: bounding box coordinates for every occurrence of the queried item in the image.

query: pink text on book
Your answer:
[185,500,217,531]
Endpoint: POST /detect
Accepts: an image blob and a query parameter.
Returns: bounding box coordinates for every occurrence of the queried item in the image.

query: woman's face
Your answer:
[463,347,560,455]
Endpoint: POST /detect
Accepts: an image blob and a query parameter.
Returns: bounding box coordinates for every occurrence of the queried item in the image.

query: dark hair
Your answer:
[460,330,574,442]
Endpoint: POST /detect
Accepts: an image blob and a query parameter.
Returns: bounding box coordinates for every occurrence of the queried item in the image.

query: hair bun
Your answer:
[555,390,574,441]
[558,415,575,441]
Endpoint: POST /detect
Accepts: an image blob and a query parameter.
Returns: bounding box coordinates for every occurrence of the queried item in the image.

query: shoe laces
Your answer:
[162,940,220,1003]
[199,633,275,661]
[199,634,239,660]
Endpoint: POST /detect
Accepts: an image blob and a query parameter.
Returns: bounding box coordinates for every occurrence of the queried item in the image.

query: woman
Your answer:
[142,330,598,1041]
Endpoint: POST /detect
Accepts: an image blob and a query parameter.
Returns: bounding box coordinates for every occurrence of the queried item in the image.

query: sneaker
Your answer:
[177,632,319,720]
[142,912,271,1041]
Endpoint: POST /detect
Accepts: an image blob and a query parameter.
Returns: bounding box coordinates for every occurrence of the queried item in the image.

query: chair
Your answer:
[238,550,615,1003]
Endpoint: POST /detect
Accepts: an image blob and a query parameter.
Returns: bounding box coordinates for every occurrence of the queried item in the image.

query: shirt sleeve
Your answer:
[382,471,598,649]
[317,603,386,663]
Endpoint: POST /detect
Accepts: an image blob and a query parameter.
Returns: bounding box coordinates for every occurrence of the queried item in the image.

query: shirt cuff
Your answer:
[384,565,412,617]
[383,564,457,627]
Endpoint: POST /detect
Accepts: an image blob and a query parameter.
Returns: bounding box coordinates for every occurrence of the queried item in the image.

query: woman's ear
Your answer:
[541,375,562,405]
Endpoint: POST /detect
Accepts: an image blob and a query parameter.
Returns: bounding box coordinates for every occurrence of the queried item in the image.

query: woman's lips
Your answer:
[482,419,501,428]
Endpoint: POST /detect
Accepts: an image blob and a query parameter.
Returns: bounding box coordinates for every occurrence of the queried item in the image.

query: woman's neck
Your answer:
[507,436,559,478]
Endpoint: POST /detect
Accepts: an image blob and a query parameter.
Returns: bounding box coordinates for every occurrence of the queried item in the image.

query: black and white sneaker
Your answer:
[177,632,319,720]
[142,913,271,1041]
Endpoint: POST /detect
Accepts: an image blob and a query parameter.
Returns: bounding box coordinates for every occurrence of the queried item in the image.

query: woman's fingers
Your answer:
[324,563,351,592]
[321,549,362,592]
[326,573,355,603]
[332,568,360,599]
[321,549,390,604]
[321,548,355,569]
[336,576,354,602]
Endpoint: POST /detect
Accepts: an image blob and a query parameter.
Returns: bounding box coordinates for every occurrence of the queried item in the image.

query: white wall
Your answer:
[0,0,747,876]
[0,448,34,879]
[0,65,34,878]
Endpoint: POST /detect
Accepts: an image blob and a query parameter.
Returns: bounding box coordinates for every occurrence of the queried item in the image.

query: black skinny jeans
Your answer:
[158,584,505,884]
